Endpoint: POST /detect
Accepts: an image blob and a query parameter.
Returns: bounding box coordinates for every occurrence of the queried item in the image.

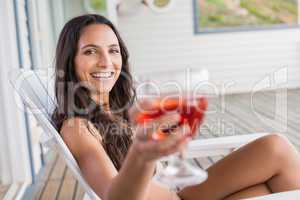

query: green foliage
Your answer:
[198,0,298,29]
[154,0,171,7]
[90,0,106,11]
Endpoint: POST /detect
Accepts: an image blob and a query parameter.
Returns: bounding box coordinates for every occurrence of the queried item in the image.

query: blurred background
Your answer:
[0,0,299,199]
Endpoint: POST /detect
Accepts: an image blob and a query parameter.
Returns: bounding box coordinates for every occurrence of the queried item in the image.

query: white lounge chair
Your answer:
[10,69,300,200]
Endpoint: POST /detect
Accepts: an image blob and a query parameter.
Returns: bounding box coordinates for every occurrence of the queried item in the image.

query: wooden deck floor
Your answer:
[0,184,10,199]
[27,89,300,199]
[27,152,85,200]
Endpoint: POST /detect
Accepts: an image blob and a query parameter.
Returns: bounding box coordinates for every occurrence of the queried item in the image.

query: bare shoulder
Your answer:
[60,117,102,157]
[61,117,87,134]
[60,118,118,197]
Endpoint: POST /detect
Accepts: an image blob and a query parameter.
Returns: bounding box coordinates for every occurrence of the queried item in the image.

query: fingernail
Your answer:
[173,113,181,119]
[185,136,191,142]
[182,124,190,132]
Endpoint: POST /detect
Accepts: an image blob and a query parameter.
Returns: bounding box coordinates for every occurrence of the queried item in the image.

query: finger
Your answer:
[133,123,154,141]
[128,99,158,123]
[160,138,191,157]
[177,123,191,138]
[161,137,190,156]
[134,98,158,113]
[136,112,181,139]
[134,128,191,160]
[155,124,191,153]
[133,112,180,142]
[149,123,189,147]
[153,135,183,154]
[152,112,181,131]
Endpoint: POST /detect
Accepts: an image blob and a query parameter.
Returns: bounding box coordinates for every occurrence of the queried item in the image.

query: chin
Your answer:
[97,86,113,93]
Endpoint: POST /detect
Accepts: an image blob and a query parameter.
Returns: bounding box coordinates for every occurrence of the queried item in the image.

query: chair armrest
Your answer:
[40,131,56,148]
[159,133,269,161]
[246,190,300,200]
[185,133,270,158]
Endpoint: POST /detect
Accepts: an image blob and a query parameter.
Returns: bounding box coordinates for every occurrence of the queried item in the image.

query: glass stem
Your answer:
[178,148,187,160]
[167,148,187,168]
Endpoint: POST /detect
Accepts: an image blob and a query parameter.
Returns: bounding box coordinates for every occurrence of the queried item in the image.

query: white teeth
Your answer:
[91,72,114,79]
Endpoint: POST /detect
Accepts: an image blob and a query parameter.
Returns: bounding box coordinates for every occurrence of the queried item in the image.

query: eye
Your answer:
[110,48,120,54]
[84,48,97,55]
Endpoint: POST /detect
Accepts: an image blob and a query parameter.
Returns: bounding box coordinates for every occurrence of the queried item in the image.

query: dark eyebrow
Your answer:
[81,44,100,49]
[81,44,119,49]
[109,44,120,48]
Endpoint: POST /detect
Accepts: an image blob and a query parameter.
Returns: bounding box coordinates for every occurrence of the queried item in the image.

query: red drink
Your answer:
[135,96,208,140]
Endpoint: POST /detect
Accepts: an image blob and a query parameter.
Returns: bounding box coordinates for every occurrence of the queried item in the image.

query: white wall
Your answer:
[118,1,300,93]
[27,0,62,180]
[0,0,56,184]
[0,0,32,184]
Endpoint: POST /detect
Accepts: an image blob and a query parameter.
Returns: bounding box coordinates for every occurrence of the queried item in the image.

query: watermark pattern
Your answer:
[251,67,288,133]
[11,66,289,136]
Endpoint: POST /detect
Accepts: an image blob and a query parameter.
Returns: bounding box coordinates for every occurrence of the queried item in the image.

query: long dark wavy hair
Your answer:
[51,14,136,170]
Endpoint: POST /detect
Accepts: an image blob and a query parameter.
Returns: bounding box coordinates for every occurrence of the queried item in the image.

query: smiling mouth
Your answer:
[90,71,114,79]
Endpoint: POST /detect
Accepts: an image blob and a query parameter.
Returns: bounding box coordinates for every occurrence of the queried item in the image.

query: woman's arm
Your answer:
[106,143,156,200]
[61,118,118,198]
[61,115,189,200]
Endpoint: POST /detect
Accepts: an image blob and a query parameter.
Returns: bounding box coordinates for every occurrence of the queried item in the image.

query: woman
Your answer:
[52,14,300,200]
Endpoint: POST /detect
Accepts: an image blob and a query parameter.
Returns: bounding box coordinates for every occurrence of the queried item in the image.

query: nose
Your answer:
[97,50,113,68]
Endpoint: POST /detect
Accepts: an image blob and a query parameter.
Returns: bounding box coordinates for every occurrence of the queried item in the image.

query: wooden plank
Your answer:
[195,89,300,166]
[39,155,66,199]
[209,155,224,164]
[73,181,86,200]
[3,183,21,200]
[204,97,252,137]
[33,153,59,199]
[228,94,279,134]
[216,95,265,134]
[194,116,216,170]
[194,106,227,170]
[213,94,271,137]
[207,90,300,150]
[56,167,77,199]
[253,91,300,132]
[0,185,10,199]
[194,157,213,170]
[229,92,300,153]
[287,89,300,113]
[229,93,300,148]
[40,180,63,200]
[49,155,67,180]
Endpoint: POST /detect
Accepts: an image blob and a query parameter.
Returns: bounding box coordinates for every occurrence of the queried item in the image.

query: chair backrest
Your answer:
[10,69,100,200]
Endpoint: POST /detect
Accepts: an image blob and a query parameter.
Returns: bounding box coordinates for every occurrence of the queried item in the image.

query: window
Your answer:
[146,0,175,12]
[194,0,299,33]
[83,0,107,14]
[152,0,172,7]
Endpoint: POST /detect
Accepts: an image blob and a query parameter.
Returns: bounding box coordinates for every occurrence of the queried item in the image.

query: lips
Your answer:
[90,71,114,79]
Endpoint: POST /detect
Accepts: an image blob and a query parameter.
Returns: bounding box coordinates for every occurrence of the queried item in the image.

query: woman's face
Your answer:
[74,24,122,95]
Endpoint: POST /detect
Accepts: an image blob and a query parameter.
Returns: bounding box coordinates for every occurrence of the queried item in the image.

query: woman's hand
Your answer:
[131,110,191,163]
[128,98,154,125]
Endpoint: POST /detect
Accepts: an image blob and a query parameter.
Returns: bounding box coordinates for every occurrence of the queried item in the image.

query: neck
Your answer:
[91,92,111,114]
